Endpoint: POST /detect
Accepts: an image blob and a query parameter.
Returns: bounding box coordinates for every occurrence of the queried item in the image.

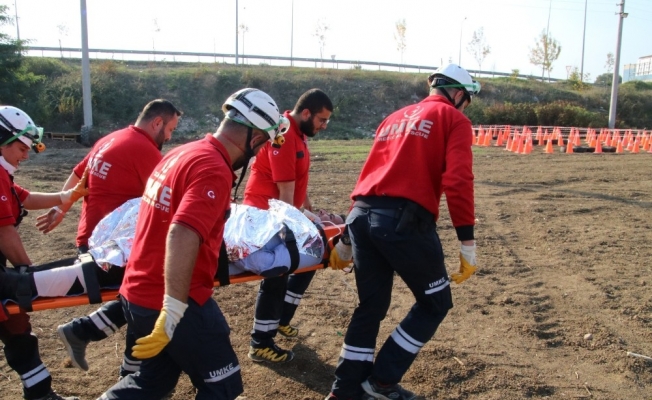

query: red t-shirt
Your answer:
[73,126,161,247]
[0,169,29,228]
[120,134,236,310]
[351,95,475,241]
[243,111,310,210]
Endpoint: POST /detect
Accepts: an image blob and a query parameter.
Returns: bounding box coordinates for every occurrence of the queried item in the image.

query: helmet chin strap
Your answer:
[439,88,467,110]
[232,126,255,202]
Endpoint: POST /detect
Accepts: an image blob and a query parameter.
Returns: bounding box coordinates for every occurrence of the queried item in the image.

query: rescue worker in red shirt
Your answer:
[244,88,333,363]
[0,106,88,400]
[325,64,481,400]
[98,88,290,400]
[36,100,181,375]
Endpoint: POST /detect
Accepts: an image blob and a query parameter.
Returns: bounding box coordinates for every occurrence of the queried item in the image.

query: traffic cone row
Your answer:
[474,125,651,155]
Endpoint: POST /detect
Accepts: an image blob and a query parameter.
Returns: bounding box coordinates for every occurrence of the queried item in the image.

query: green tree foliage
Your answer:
[594,73,621,87]
[568,67,590,91]
[529,30,561,81]
[0,6,36,104]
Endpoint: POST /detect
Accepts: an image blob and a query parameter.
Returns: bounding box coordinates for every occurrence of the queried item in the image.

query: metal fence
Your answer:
[27,46,562,82]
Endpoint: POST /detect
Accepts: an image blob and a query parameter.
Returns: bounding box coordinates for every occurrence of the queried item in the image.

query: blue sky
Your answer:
[1,0,650,80]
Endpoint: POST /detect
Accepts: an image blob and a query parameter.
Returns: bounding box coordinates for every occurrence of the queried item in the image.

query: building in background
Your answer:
[623,55,652,82]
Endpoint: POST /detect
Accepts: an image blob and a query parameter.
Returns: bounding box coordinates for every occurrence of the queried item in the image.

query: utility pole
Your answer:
[13,0,19,40]
[580,0,587,82]
[458,17,466,65]
[608,1,627,129]
[80,0,93,143]
[235,0,239,65]
[291,0,294,67]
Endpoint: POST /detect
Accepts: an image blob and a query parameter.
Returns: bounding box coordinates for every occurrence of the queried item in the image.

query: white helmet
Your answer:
[0,106,46,152]
[222,88,290,147]
[428,64,481,101]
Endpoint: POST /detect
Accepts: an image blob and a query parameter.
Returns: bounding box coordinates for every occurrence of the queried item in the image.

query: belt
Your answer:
[353,201,400,219]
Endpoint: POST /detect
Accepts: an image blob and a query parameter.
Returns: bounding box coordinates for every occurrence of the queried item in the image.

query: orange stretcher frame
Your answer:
[6,224,343,314]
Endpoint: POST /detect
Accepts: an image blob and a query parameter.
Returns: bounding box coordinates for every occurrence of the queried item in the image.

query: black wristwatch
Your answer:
[340,234,351,245]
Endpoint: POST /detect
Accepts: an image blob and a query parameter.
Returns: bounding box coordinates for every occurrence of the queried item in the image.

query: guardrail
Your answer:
[26,46,562,82]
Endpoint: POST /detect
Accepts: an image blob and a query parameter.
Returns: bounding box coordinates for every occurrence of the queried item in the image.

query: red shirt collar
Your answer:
[284,110,306,140]
[129,125,159,148]
[204,134,237,182]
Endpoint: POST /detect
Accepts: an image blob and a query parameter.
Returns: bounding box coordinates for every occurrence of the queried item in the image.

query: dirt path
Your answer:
[1,140,650,399]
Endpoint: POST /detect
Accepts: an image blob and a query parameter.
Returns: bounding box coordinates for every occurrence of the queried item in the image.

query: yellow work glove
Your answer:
[450,244,477,284]
[329,240,353,270]
[59,168,89,204]
[132,295,188,359]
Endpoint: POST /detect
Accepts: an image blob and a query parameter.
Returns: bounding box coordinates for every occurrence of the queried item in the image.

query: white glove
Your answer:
[335,240,352,261]
[460,244,476,265]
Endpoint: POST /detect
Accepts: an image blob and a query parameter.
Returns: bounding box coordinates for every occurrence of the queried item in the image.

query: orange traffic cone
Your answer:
[616,139,624,153]
[496,129,504,147]
[505,135,513,151]
[544,138,554,154]
[523,137,533,154]
[632,137,640,153]
[566,138,574,154]
[515,134,525,154]
[477,127,485,146]
[594,138,603,154]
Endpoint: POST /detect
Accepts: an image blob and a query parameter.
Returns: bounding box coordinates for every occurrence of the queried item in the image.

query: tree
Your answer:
[394,19,407,70]
[238,23,249,61]
[313,19,329,67]
[152,18,160,61]
[529,30,561,81]
[568,67,590,91]
[0,5,38,105]
[466,27,491,72]
[605,52,614,73]
[57,23,68,59]
[595,73,621,86]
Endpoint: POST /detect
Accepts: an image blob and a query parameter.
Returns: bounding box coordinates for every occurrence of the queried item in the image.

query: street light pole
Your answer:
[290,0,294,67]
[608,0,627,129]
[235,0,239,65]
[458,17,466,65]
[14,0,19,40]
[580,0,587,81]
[80,0,93,143]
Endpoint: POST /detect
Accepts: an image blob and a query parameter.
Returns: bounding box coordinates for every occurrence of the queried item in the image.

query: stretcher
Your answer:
[5,224,344,315]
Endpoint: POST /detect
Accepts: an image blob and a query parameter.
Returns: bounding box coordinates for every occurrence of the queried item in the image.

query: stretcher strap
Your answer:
[216,240,230,286]
[284,224,300,275]
[14,269,33,312]
[315,223,330,269]
[80,253,102,304]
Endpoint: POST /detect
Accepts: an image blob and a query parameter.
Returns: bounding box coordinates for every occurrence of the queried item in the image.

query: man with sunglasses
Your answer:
[326,64,480,400]
[98,88,288,400]
[38,99,181,377]
[243,88,333,363]
[0,105,87,400]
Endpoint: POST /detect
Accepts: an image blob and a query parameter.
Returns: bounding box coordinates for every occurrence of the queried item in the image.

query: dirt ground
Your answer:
[1,138,651,400]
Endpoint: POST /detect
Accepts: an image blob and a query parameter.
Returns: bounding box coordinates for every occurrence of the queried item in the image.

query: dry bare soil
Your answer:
[1,139,651,400]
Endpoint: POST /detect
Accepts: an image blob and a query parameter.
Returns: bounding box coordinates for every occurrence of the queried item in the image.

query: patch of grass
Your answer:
[310,140,372,162]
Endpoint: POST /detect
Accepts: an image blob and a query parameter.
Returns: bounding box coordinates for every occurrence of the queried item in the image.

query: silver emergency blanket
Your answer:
[225,200,323,262]
[88,198,141,271]
[87,198,324,274]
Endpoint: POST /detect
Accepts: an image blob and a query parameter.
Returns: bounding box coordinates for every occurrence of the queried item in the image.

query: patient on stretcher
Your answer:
[1,198,343,307]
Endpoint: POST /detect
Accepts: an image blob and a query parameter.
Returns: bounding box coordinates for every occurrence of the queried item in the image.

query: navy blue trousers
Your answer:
[100,297,243,400]
[330,204,452,398]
